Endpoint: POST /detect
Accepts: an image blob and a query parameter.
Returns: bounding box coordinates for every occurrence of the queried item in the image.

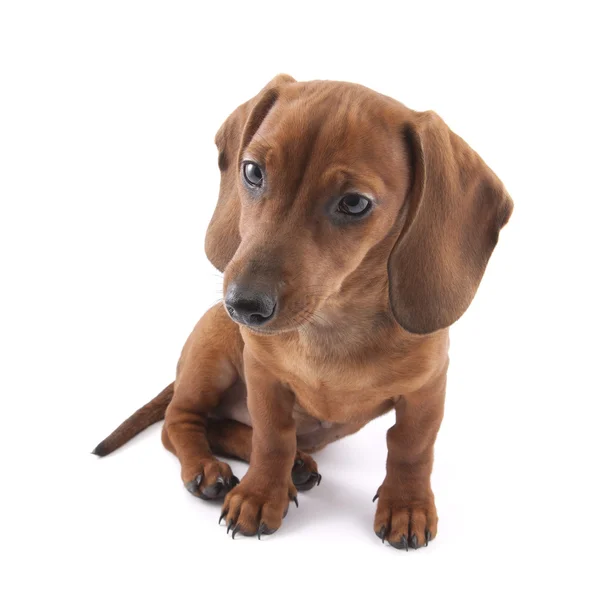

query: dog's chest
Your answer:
[250,328,447,424]
[293,382,395,424]
[274,348,413,423]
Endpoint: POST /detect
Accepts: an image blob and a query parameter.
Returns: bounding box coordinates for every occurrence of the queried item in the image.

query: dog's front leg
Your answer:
[220,349,297,538]
[374,370,446,550]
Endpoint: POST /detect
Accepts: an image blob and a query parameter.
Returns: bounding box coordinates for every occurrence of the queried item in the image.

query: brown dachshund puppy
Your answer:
[93,75,513,549]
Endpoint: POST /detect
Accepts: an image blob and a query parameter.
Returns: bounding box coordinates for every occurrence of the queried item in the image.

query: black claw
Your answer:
[231,524,241,539]
[184,474,203,495]
[317,473,322,486]
[410,534,419,549]
[199,480,224,500]
[227,520,234,534]
[292,470,321,491]
[218,509,227,525]
[257,522,274,540]
[372,492,379,503]
[390,535,409,551]
[377,526,387,543]
[425,530,431,547]
[291,495,299,508]
[199,472,236,499]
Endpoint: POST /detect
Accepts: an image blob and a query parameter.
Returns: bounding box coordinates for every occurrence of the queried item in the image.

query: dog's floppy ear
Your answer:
[205,74,296,271]
[388,110,513,334]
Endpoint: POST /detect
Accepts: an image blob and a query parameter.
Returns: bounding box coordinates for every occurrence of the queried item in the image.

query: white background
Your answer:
[1,1,599,590]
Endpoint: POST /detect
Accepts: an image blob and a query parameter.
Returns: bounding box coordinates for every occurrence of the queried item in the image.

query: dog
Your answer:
[93,74,513,549]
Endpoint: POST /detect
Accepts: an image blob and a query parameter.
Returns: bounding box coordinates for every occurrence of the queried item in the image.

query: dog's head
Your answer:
[206,75,513,335]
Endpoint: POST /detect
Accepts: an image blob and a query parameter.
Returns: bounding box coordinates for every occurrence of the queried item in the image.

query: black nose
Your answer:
[224,284,277,327]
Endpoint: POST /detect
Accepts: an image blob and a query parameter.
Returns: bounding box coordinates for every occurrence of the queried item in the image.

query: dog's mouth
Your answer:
[234,308,323,337]
[242,324,279,336]
[240,318,299,337]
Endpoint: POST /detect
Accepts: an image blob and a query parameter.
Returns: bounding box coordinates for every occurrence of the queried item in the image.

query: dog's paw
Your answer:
[291,451,321,491]
[184,459,239,501]
[373,485,437,550]
[220,478,298,539]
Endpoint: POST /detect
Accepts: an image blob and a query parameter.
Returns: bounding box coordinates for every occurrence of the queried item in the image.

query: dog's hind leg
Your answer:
[206,417,252,462]
[163,305,245,500]
[291,450,321,491]
[207,418,321,491]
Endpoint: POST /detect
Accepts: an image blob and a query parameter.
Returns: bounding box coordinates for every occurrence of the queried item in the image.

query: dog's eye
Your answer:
[337,194,372,216]
[242,161,264,188]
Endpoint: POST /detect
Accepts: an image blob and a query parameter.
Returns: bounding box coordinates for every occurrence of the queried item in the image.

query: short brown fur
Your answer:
[94,76,512,549]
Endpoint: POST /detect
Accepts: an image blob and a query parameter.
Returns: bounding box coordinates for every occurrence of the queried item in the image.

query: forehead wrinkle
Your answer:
[242,136,273,165]
[320,166,388,198]
[281,96,357,197]
[308,103,392,197]
[247,87,400,204]
[266,104,330,200]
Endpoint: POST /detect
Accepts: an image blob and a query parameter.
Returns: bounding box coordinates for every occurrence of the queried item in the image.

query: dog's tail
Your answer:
[92,382,174,457]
